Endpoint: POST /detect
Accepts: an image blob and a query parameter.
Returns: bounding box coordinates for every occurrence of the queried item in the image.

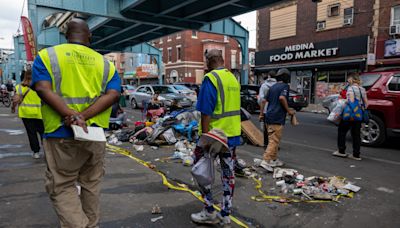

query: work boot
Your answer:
[191,209,218,224]
[217,213,231,228]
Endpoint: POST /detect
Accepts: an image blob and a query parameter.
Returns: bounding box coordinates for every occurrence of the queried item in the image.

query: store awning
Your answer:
[255,58,366,73]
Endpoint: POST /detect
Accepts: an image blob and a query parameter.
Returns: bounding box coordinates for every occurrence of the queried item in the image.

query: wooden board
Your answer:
[241,120,263,147]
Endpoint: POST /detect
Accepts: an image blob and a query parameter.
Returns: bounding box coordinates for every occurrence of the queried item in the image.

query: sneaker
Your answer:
[259,160,274,172]
[349,155,362,161]
[272,159,284,167]
[191,209,218,224]
[32,152,40,159]
[332,151,348,158]
[217,213,231,228]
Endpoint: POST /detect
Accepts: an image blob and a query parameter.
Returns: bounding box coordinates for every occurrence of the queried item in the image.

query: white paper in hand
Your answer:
[71,125,106,142]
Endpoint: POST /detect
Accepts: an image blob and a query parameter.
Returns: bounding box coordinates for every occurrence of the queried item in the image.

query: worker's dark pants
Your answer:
[22,118,44,153]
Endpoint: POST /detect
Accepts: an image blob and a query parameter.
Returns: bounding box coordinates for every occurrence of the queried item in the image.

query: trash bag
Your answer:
[115,129,136,142]
[191,152,215,187]
[161,128,177,144]
[327,99,347,125]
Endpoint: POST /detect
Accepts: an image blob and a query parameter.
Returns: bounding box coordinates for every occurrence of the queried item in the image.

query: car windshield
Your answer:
[173,85,190,90]
[361,74,381,90]
[153,86,174,94]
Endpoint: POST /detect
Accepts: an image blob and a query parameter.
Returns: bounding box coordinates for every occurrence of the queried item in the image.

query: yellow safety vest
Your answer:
[38,43,116,133]
[15,84,42,119]
[199,69,241,137]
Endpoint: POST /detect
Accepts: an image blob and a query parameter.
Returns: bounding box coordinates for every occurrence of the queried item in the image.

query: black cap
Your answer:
[276,68,290,76]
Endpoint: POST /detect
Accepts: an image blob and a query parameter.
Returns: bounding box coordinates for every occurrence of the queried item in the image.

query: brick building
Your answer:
[371,0,400,68]
[255,0,375,103]
[153,30,243,84]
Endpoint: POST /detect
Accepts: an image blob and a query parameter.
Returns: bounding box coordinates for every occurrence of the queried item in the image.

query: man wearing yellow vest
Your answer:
[11,69,44,159]
[191,49,241,226]
[31,18,120,228]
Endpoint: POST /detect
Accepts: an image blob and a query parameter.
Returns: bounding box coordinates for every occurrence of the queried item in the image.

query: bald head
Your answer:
[206,49,224,71]
[65,18,91,46]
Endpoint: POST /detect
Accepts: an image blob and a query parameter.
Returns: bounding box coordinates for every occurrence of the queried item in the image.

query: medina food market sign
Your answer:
[269,43,338,63]
[255,36,368,66]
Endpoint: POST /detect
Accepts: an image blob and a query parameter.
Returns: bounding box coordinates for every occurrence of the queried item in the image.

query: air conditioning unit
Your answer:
[317,22,326,30]
[389,25,400,35]
[343,18,353,25]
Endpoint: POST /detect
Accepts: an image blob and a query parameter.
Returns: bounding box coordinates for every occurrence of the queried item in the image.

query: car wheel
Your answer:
[294,107,302,112]
[245,103,255,114]
[130,98,137,109]
[361,114,386,147]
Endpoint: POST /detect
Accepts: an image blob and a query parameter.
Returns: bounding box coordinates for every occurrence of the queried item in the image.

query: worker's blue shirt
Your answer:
[196,69,240,147]
[31,55,121,138]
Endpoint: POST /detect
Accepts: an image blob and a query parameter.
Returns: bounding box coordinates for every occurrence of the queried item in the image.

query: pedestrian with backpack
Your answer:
[333,73,368,161]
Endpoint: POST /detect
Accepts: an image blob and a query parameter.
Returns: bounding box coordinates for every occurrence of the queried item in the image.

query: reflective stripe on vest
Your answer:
[47,47,110,104]
[210,71,241,119]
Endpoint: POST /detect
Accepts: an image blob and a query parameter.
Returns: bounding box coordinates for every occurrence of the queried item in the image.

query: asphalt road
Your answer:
[1,105,399,228]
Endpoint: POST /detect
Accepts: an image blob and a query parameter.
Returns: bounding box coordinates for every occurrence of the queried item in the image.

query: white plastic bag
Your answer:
[191,153,214,187]
[327,99,347,125]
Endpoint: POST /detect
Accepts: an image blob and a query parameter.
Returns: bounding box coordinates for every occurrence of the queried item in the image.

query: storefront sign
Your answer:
[269,42,338,63]
[255,36,368,66]
[384,39,400,58]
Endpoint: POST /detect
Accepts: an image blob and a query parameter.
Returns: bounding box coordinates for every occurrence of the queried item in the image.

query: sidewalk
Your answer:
[301,103,328,114]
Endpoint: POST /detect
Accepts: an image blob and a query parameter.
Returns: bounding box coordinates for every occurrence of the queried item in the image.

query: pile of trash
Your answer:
[270,168,360,201]
[106,109,200,147]
[169,140,197,166]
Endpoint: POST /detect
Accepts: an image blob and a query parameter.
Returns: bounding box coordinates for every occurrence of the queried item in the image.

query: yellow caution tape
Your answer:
[106,144,249,228]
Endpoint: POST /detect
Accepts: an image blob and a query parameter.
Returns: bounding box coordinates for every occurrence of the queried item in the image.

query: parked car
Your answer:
[241,84,308,113]
[241,85,260,114]
[129,85,192,109]
[359,71,400,146]
[167,84,197,102]
[288,90,308,111]
[122,84,136,99]
[175,83,200,95]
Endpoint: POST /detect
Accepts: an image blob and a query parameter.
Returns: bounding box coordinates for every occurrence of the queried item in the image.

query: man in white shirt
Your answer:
[258,71,277,148]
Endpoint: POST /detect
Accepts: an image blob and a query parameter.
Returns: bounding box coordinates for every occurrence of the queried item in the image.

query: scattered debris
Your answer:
[376,187,394,194]
[151,204,162,214]
[151,216,163,222]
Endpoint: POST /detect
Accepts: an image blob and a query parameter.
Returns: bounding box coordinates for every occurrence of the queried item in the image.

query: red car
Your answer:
[361,69,400,146]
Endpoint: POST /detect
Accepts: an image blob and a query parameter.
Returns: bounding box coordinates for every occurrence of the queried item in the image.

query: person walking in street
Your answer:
[258,70,277,148]
[6,79,15,97]
[31,18,120,228]
[333,73,368,161]
[191,49,241,226]
[11,69,44,159]
[259,68,295,171]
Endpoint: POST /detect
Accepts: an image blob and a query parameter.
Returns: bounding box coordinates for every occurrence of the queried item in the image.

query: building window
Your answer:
[176,33,181,39]
[343,7,354,25]
[391,6,400,26]
[270,4,297,40]
[159,38,163,44]
[328,4,340,17]
[167,36,171,42]
[316,21,326,31]
[224,35,229,42]
[192,30,198,38]
[177,46,182,61]
[231,50,237,69]
[167,48,172,63]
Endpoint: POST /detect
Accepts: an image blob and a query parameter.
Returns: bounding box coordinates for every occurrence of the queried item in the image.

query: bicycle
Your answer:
[0,90,11,107]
